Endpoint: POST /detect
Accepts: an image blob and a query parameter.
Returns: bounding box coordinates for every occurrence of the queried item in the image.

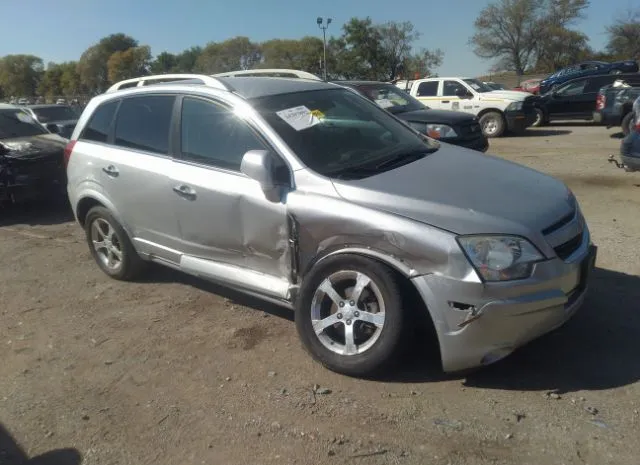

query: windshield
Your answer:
[463,79,494,93]
[0,109,48,139]
[351,84,425,114]
[251,88,438,179]
[31,106,79,123]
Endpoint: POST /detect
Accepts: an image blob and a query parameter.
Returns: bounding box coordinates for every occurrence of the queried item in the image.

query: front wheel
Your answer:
[479,111,506,138]
[295,255,406,377]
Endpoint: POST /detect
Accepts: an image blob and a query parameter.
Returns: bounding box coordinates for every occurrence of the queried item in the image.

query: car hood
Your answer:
[0,133,67,159]
[480,90,531,101]
[331,144,573,236]
[395,109,474,125]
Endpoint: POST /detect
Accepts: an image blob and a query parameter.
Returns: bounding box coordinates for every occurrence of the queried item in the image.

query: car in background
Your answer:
[17,98,29,105]
[23,104,80,139]
[0,104,67,205]
[593,78,640,136]
[539,60,639,95]
[335,80,488,152]
[514,79,542,95]
[533,73,640,126]
[610,96,640,172]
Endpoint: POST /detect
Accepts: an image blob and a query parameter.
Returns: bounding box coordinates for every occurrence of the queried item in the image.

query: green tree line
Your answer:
[0,17,443,99]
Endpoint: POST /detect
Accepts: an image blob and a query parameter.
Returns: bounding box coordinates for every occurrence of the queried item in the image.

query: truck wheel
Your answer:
[621,112,634,136]
[479,111,505,138]
[295,254,406,377]
[532,108,546,127]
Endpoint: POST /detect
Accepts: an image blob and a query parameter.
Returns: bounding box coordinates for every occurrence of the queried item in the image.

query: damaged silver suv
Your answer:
[66,74,597,377]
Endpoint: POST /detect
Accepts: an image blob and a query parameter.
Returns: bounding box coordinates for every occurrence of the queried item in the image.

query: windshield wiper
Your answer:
[371,149,430,171]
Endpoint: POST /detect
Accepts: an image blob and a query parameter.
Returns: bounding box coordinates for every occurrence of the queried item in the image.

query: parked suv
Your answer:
[66,74,596,377]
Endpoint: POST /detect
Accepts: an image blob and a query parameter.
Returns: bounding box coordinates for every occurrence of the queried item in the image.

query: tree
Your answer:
[402,48,444,79]
[150,52,178,74]
[195,37,261,73]
[606,9,640,61]
[107,46,151,83]
[260,37,324,73]
[0,54,44,97]
[38,63,63,98]
[378,21,421,80]
[77,33,139,94]
[58,62,82,96]
[174,47,202,72]
[331,17,387,80]
[470,0,589,77]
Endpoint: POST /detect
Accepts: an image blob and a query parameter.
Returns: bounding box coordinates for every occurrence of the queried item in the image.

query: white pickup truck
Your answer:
[395,77,537,137]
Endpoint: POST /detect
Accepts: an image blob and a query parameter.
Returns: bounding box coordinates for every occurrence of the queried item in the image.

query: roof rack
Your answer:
[106,74,228,93]
[211,69,322,81]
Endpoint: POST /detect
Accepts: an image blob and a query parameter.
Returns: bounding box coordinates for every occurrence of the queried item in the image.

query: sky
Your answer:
[0,0,636,77]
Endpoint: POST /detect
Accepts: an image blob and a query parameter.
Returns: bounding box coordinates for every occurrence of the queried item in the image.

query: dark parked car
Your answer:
[335,81,489,152]
[0,104,67,205]
[23,104,80,139]
[593,80,640,135]
[533,74,640,126]
[610,97,640,172]
[539,60,639,95]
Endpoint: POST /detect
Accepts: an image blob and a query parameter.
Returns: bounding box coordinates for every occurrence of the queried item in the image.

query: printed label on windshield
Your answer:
[276,105,322,131]
[375,98,394,109]
[16,112,35,124]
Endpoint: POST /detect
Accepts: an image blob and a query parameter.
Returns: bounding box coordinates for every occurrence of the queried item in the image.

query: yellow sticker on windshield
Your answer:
[310,109,325,120]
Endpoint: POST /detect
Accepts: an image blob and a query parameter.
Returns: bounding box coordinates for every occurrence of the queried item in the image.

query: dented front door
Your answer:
[171,95,290,280]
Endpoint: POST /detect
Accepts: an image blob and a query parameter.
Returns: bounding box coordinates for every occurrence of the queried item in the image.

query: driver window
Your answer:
[557,80,586,97]
[443,80,466,97]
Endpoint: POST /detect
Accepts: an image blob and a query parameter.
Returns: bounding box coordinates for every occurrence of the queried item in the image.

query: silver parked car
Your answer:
[65,74,597,377]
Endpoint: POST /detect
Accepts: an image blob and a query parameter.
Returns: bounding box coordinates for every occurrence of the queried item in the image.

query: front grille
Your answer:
[554,232,583,261]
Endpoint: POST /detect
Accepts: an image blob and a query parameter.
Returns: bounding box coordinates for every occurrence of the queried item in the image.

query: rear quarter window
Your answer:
[113,95,175,155]
[80,100,119,143]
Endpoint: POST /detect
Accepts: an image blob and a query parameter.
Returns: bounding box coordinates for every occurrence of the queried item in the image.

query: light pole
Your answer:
[317,16,332,81]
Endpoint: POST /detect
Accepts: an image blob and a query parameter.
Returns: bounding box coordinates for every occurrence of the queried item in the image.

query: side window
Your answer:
[80,100,119,143]
[114,95,175,155]
[443,80,466,97]
[180,97,266,171]
[557,80,586,97]
[416,81,438,97]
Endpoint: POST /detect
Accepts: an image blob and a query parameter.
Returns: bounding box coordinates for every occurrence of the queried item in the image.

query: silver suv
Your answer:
[66,74,597,377]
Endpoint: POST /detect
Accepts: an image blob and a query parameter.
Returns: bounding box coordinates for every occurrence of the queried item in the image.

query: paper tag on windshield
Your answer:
[376,99,394,109]
[16,112,35,124]
[276,105,321,131]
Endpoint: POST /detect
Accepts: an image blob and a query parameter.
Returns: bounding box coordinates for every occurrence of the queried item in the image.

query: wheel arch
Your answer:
[476,107,505,120]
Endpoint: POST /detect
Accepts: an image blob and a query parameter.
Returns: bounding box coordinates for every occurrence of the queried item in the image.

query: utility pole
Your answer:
[316,17,332,81]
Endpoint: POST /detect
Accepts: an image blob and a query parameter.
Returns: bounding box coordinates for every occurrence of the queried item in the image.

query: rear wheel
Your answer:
[295,255,406,377]
[532,108,547,127]
[84,206,146,281]
[621,112,634,136]
[479,111,506,138]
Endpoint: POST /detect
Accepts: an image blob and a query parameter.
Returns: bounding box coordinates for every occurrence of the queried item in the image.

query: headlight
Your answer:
[425,123,458,139]
[506,101,523,111]
[457,235,544,282]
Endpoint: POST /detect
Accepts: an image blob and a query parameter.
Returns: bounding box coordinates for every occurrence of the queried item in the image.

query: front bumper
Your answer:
[505,109,536,133]
[411,239,597,373]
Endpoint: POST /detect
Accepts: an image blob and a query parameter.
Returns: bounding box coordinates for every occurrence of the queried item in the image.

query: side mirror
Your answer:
[240,149,278,189]
[46,123,60,134]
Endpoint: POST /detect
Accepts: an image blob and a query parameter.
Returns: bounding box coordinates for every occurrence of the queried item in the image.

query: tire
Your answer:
[621,112,634,136]
[84,206,146,281]
[295,254,406,377]
[479,111,506,138]
[532,108,546,127]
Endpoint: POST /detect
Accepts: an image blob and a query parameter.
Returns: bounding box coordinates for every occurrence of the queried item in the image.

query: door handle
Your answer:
[172,184,197,199]
[442,100,450,103]
[102,165,119,177]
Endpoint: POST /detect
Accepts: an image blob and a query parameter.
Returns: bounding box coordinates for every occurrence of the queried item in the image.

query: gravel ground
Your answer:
[1,124,639,465]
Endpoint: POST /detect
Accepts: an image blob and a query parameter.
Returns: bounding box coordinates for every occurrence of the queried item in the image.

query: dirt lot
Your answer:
[1,123,639,465]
